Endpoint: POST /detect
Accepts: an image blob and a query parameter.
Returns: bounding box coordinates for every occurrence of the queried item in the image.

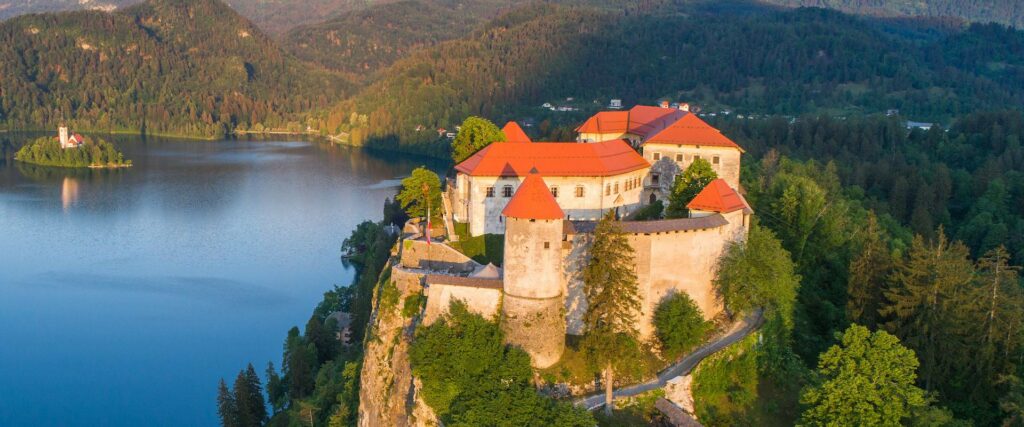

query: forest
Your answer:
[15,135,131,168]
[322,2,1024,157]
[764,0,1024,28]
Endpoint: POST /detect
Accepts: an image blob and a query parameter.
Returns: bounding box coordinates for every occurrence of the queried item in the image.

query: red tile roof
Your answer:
[502,170,564,220]
[455,139,649,177]
[501,121,532,143]
[644,114,743,151]
[687,179,747,213]
[576,105,685,138]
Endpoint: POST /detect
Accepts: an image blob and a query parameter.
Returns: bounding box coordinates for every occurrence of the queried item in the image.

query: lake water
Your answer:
[0,134,442,426]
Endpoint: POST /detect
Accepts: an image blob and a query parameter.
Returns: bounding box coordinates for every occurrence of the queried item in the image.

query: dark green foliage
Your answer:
[0,0,348,138]
[402,292,424,319]
[763,0,1024,28]
[628,199,663,221]
[410,302,594,426]
[15,136,130,168]
[665,158,717,219]
[653,293,710,359]
[217,365,267,427]
[305,315,338,366]
[845,214,893,329]
[714,223,800,326]
[396,166,443,220]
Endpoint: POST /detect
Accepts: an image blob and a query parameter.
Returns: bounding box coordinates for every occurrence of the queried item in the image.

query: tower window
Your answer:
[544,242,550,249]
[550,186,559,198]
[575,186,585,198]
[502,185,513,197]
[485,186,495,197]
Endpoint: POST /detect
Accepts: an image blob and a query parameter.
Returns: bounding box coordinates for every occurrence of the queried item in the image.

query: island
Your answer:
[15,127,131,169]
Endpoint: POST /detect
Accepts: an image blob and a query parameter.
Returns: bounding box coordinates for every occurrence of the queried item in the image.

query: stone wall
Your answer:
[399,239,477,273]
[422,283,502,325]
[502,293,566,369]
[641,144,743,189]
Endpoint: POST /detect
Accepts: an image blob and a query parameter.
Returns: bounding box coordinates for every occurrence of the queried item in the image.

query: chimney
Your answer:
[659,100,670,109]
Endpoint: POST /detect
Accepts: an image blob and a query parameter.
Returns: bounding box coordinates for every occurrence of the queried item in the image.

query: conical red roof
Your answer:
[502,170,564,220]
[502,121,532,143]
[687,179,746,213]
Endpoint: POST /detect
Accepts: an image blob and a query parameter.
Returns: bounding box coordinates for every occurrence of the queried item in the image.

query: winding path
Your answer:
[576,310,764,411]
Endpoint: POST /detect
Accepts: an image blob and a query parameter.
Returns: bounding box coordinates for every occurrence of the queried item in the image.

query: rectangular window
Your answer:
[575,186,585,198]
[605,184,611,196]
[503,185,513,198]
[676,154,684,162]
[543,242,550,249]
[614,182,619,194]
[653,152,661,161]
[652,174,660,185]
[485,187,495,197]
[694,155,702,161]
[713,155,720,165]
[550,186,559,198]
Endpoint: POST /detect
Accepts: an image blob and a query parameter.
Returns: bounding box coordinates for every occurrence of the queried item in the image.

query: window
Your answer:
[652,174,660,185]
[676,154,684,162]
[550,186,559,198]
[575,186,585,198]
[485,186,495,197]
[544,242,550,249]
[694,155,702,162]
[713,155,720,165]
[503,185,513,197]
[614,182,619,194]
[653,152,661,161]
[605,184,611,196]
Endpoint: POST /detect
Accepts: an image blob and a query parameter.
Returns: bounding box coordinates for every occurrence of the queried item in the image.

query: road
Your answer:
[576,310,764,411]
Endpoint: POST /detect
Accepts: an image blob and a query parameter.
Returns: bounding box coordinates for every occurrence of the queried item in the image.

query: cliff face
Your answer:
[358,264,439,427]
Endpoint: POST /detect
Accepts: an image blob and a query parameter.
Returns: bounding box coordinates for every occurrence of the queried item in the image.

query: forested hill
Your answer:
[0,0,349,138]
[322,3,1024,156]
[762,0,1024,29]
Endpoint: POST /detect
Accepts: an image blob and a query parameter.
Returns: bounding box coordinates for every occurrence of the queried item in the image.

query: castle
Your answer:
[414,104,750,368]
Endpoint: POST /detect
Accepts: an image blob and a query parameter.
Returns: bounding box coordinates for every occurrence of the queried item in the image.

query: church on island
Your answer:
[58,126,85,149]
[398,103,751,369]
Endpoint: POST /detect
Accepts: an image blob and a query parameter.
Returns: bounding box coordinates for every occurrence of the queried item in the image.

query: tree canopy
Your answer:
[665,158,718,219]
[451,116,505,163]
[396,166,443,221]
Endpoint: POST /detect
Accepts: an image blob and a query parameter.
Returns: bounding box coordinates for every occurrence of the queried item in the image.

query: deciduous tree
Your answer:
[396,167,442,221]
[451,116,504,163]
[665,158,718,218]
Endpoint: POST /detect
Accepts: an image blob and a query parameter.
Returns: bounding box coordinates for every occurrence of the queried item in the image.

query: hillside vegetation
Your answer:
[0,0,349,138]
[763,0,1024,28]
[322,3,1024,156]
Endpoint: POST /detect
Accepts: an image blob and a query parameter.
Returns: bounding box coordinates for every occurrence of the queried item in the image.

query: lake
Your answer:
[0,134,443,426]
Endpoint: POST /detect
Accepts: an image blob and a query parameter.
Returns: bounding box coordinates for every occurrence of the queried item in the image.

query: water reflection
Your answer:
[0,133,446,427]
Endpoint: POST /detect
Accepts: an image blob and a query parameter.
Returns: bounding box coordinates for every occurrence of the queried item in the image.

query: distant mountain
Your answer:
[760,0,1024,28]
[0,0,349,137]
[0,0,388,34]
[322,3,1024,156]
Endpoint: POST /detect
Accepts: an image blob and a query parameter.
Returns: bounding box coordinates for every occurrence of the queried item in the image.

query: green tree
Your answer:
[305,315,337,365]
[653,292,710,358]
[881,230,974,392]
[451,116,504,163]
[799,325,926,426]
[396,166,443,221]
[233,364,268,427]
[265,362,286,414]
[714,223,800,325]
[581,210,643,415]
[284,327,317,400]
[665,158,718,218]
[217,379,239,427]
[846,214,893,329]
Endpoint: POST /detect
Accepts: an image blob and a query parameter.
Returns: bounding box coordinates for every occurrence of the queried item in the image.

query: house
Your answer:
[58,126,84,149]
[609,99,623,109]
[906,121,935,131]
[448,139,650,236]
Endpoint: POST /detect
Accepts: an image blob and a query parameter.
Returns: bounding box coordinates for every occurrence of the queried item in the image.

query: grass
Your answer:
[691,334,799,426]
[449,222,504,266]
[594,389,666,427]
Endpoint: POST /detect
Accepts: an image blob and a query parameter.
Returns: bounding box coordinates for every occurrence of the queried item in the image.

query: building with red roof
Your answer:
[502,170,564,220]
[501,121,532,143]
[450,139,651,236]
[687,179,749,215]
[576,105,685,146]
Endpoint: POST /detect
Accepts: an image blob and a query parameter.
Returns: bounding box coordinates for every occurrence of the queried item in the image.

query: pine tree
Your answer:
[664,158,718,219]
[846,214,892,329]
[217,379,240,427]
[265,362,286,414]
[581,210,642,415]
[964,247,1024,405]
[881,229,974,392]
[305,315,337,365]
[232,364,267,427]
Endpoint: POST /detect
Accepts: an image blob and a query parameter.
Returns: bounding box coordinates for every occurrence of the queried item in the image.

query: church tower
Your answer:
[59,126,69,149]
[500,169,566,368]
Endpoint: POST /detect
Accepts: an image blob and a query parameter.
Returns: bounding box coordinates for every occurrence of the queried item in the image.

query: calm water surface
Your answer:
[0,134,441,426]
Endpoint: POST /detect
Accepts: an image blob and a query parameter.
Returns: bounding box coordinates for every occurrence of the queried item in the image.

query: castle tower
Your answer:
[500,169,566,368]
[59,126,69,149]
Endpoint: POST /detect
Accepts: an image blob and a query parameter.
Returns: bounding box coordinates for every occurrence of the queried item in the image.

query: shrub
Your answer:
[653,293,711,358]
